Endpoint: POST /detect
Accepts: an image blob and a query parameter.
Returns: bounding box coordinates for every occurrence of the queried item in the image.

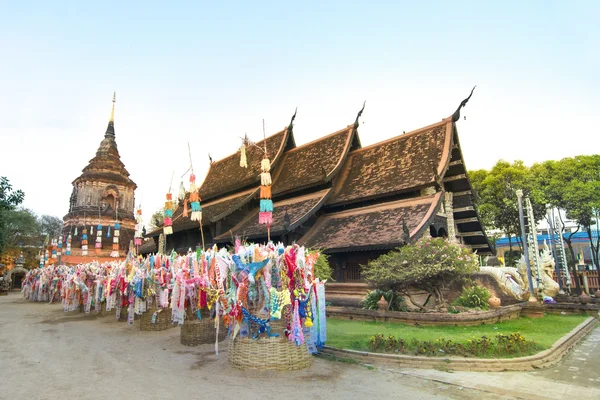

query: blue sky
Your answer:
[1,1,598,224]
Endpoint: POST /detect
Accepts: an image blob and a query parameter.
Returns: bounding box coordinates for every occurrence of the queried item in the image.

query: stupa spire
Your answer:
[105,91,116,139]
[109,91,116,122]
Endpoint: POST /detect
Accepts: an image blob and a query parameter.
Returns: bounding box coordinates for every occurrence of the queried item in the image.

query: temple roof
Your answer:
[138,238,157,255]
[199,128,293,201]
[441,126,494,255]
[299,192,443,252]
[74,96,136,189]
[328,119,452,206]
[271,125,357,196]
[147,188,258,237]
[214,188,331,242]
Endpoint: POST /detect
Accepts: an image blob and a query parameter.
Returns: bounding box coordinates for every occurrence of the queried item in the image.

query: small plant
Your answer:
[495,332,536,355]
[453,285,491,310]
[366,332,538,357]
[369,333,385,351]
[360,289,407,311]
[384,335,398,351]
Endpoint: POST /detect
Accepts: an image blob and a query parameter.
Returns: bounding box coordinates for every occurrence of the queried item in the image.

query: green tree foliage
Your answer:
[148,208,165,231]
[0,177,25,254]
[362,237,479,310]
[469,160,546,265]
[2,208,42,269]
[313,252,333,281]
[38,214,63,238]
[529,155,600,280]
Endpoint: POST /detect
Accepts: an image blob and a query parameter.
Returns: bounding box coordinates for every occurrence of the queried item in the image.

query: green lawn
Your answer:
[327,314,589,355]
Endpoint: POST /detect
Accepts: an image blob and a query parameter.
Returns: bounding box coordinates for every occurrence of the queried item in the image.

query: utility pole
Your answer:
[546,207,563,291]
[517,190,535,298]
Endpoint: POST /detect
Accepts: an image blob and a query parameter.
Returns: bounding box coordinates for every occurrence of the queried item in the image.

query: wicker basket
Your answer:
[140,306,174,331]
[100,302,114,317]
[180,316,228,346]
[100,302,128,321]
[228,335,312,371]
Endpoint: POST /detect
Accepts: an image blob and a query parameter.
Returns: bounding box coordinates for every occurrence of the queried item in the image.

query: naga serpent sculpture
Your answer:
[478,243,560,300]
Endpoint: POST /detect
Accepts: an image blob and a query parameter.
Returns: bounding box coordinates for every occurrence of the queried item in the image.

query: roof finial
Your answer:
[289,107,297,129]
[452,86,476,122]
[354,100,366,129]
[109,91,116,122]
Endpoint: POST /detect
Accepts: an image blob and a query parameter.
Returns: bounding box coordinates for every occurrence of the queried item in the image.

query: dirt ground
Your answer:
[0,292,516,400]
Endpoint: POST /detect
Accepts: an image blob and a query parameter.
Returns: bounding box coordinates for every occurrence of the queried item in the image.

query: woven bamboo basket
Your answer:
[227,305,312,371]
[78,303,100,314]
[180,316,227,346]
[228,335,312,371]
[100,302,113,316]
[140,305,173,331]
[100,302,128,320]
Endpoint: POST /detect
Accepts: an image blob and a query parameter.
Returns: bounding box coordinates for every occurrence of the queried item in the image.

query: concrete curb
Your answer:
[321,316,598,372]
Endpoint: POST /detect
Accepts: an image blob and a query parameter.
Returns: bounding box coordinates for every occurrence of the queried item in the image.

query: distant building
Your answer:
[61,94,137,262]
[494,231,599,270]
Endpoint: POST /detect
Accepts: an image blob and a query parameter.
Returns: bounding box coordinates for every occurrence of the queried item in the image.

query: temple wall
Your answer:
[70,179,135,218]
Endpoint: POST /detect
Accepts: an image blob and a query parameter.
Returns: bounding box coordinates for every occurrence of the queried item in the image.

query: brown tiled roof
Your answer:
[75,121,136,188]
[146,188,258,237]
[214,189,331,242]
[299,193,442,252]
[138,239,157,254]
[271,125,356,195]
[198,128,292,201]
[328,119,452,206]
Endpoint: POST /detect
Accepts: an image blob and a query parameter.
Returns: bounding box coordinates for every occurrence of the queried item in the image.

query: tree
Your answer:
[468,169,494,231]
[530,156,600,286]
[148,208,164,231]
[2,208,42,269]
[469,161,546,266]
[38,215,63,238]
[362,237,479,310]
[0,177,25,255]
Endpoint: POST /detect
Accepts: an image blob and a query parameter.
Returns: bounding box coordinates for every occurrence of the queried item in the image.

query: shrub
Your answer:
[453,285,491,310]
[362,237,480,310]
[367,332,538,357]
[360,289,408,312]
[385,335,398,351]
[312,251,334,281]
[369,333,385,351]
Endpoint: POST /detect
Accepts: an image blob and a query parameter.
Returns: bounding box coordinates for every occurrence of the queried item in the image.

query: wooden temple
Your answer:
[62,94,137,263]
[145,95,493,283]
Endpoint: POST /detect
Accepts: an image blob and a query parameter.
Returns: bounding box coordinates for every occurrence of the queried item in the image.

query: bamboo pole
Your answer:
[200,223,205,251]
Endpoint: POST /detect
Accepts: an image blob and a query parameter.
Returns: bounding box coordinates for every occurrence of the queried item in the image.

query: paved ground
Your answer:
[1,292,598,399]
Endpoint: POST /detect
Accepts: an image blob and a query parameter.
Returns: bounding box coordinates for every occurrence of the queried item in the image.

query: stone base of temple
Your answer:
[326,283,370,307]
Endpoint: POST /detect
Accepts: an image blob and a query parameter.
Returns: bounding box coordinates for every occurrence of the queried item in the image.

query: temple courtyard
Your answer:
[0,292,598,399]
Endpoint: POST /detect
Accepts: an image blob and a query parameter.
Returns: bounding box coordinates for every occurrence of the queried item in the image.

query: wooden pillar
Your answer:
[445,192,457,243]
